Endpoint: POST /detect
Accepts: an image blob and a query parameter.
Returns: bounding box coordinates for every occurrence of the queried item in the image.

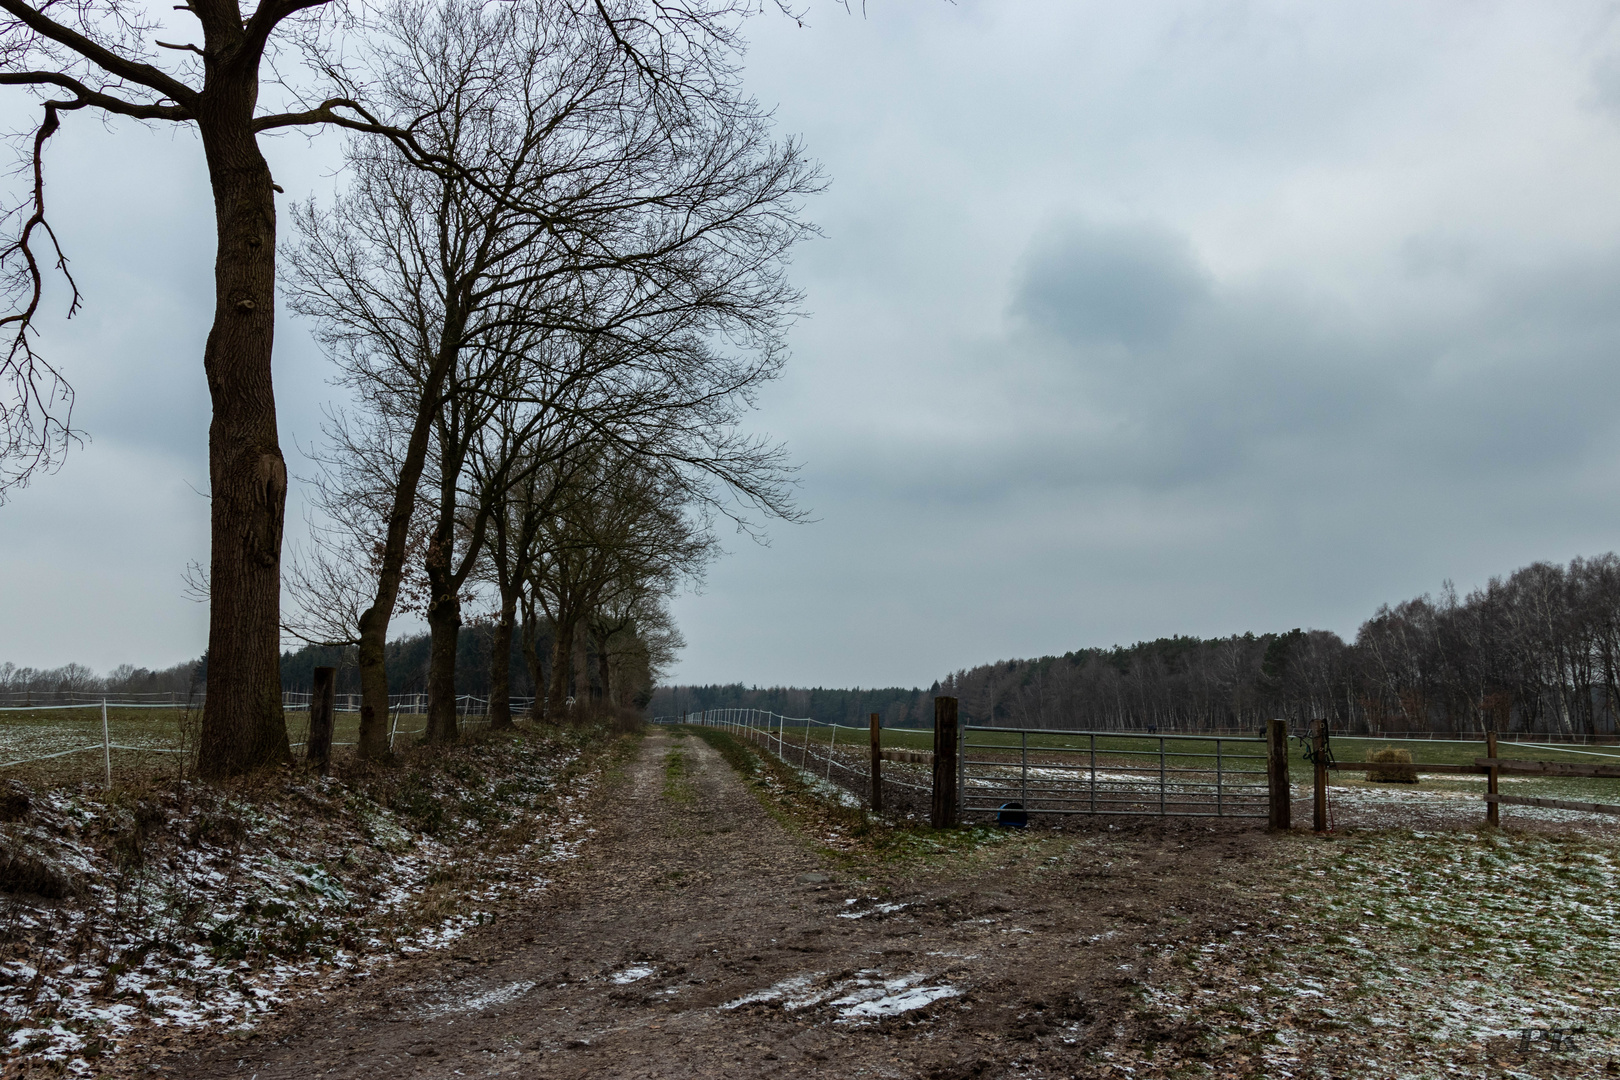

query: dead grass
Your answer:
[681,724,1019,871]
[0,720,631,1076]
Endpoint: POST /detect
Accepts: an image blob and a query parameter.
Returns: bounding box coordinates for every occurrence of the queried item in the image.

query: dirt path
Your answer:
[148,730,1274,1079]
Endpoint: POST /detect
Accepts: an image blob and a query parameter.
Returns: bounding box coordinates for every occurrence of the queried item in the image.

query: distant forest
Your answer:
[12,553,1620,736]
[658,554,1620,738]
[2,622,620,704]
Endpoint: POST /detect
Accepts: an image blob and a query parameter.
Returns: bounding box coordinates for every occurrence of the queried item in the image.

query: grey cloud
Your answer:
[814,224,1620,509]
[1010,219,1210,346]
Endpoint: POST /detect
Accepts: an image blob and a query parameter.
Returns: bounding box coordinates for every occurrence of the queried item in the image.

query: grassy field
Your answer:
[1128,826,1620,1076]
[0,707,482,787]
[710,719,1620,817]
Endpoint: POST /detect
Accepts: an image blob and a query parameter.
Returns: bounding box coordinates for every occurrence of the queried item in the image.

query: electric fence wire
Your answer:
[659,708,934,795]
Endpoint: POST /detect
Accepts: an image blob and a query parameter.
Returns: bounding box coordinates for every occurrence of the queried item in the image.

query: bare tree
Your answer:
[285,0,816,749]
[0,0,446,774]
[527,449,711,719]
[0,0,817,776]
[587,592,683,709]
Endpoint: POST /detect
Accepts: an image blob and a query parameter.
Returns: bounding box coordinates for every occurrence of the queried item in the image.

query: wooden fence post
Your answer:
[309,667,337,774]
[1486,730,1500,827]
[1267,718,1291,830]
[1312,718,1328,833]
[932,697,959,828]
[869,712,883,813]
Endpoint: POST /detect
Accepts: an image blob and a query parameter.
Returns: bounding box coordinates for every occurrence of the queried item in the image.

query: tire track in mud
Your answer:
[148,730,1274,1079]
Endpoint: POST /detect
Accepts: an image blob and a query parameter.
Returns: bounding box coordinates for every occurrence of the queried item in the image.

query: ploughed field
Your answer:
[105,726,1620,1080]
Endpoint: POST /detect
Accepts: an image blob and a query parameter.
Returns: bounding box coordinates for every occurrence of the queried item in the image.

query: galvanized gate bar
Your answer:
[958,725,1269,819]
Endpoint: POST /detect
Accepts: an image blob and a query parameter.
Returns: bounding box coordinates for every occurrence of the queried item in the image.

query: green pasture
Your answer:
[0,706,197,787]
[718,718,1620,809]
[0,706,454,787]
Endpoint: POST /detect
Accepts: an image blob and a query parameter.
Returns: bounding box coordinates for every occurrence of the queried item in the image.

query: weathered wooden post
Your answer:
[869,712,883,813]
[1312,718,1328,833]
[1267,718,1291,830]
[308,666,337,774]
[932,697,959,828]
[1486,730,1500,827]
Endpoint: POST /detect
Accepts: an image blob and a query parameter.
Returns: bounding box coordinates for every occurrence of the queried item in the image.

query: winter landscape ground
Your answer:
[2,722,1618,1078]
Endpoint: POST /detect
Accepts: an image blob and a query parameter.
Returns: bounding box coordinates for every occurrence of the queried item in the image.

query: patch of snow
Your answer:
[837,901,910,920]
[722,969,961,1023]
[417,980,536,1018]
[829,973,960,1022]
[611,965,655,985]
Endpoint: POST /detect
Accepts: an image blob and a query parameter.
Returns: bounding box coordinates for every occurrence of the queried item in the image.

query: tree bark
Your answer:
[595,632,612,708]
[521,599,547,721]
[547,617,577,721]
[355,607,392,759]
[425,587,461,742]
[194,82,290,778]
[489,593,516,729]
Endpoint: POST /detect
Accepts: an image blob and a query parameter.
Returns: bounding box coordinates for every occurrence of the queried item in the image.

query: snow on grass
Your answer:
[1122,826,1620,1077]
[0,727,610,1075]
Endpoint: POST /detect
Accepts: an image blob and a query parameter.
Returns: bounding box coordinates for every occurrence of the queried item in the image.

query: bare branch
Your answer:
[0,71,189,119]
[0,0,197,104]
[0,96,80,495]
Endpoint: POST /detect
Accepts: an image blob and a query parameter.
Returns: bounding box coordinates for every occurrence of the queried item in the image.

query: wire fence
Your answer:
[657,707,936,817]
[0,694,540,784]
[0,692,536,712]
[958,725,1270,819]
[278,692,536,715]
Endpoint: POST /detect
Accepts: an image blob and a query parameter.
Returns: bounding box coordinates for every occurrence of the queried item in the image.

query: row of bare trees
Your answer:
[0,659,201,701]
[277,0,811,752]
[933,554,1620,737]
[0,0,808,775]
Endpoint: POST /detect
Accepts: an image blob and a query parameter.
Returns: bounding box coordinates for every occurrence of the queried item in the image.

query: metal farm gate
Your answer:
[957,726,1270,819]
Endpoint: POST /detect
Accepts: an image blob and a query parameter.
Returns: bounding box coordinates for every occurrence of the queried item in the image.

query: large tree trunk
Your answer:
[425,587,461,742]
[194,91,290,779]
[521,600,547,721]
[355,606,392,758]
[547,616,577,722]
[594,631,613,707]
[489,592,516,729]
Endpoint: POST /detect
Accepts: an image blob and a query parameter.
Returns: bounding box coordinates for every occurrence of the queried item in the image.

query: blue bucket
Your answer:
[997,802,1028,828]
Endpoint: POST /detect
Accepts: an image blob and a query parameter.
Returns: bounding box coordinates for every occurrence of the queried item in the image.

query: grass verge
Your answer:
[680,724,1019,869]
[0,721,630,1077]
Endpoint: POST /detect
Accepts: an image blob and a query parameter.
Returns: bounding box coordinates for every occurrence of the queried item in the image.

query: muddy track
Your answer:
[144,731,1275,1079]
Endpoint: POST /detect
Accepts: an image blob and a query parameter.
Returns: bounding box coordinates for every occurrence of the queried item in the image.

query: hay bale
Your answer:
[1366,746,1418,784]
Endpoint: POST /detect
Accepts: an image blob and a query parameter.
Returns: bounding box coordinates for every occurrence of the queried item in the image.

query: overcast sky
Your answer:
[4,1,1620,689]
